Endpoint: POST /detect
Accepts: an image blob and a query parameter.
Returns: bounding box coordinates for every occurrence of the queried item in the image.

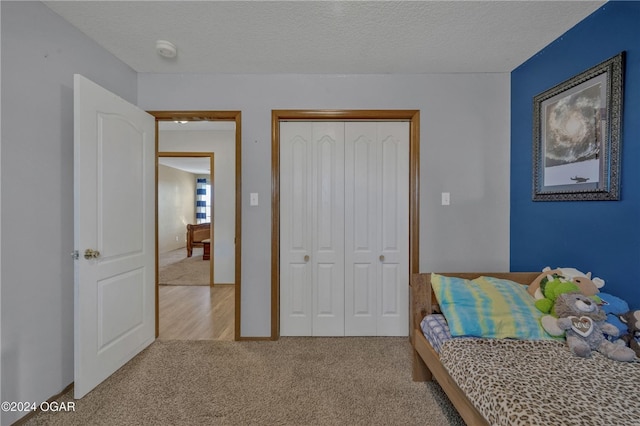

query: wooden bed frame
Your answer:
[410,272,540,426]
[186,222,211,257]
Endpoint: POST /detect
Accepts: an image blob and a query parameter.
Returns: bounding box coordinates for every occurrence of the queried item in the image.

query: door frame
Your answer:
[150,111,242,341]
[157,152,215,286]
[271,109,420,340]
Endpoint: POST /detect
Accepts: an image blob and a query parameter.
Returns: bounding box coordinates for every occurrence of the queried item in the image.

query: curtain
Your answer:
[196,178,208,224]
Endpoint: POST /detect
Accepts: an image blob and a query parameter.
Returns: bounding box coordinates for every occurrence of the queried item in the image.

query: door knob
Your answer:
[379,255,385,262]
[84,249,101,259]
[304,255,310,262]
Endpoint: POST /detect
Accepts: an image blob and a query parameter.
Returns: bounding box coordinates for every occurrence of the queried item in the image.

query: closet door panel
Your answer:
[376,122,409,336]
[288,264,310,315]
[344,123,378,335]
[311,123,345,336]
[280,122,313,336]
[352,264,372,315]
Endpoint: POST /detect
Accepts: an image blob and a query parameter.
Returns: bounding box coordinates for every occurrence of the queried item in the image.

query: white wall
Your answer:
[157,165,196,253]
[1,3,138,425]
[138,73,511,337]
[159,130,236,284]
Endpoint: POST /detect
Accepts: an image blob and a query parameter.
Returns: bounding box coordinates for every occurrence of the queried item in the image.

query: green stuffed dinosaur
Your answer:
[535,274,583,314]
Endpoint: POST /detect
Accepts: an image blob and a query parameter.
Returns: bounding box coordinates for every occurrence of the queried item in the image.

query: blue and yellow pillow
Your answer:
[431,273,554,340]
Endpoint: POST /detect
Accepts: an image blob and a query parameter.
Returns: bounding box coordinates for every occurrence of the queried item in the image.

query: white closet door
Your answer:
[281,121,408,337]
[280,122,314,336]
[280,122,345,336]
[311,122,345,336]
[376,122,409,335]
[345,122,409,336]
[344,123,379,335]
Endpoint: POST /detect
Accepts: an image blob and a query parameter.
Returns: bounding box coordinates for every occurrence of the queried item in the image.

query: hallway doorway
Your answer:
[151,111,241,341]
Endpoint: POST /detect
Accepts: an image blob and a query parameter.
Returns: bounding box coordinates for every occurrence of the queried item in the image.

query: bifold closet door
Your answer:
[280,122,345,336]
[280,121,409,337]
[344,122,409,336]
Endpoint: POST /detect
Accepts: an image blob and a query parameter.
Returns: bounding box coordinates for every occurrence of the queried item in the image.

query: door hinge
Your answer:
[71,250,79,260]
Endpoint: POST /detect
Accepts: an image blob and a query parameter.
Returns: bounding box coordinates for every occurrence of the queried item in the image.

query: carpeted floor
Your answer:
[24,338,464,426]
[158,248,210,286]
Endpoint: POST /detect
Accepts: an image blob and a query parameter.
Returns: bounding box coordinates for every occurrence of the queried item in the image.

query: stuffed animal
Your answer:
[528,267,604,299]
[541,291,624,338]
[554,292,636,362]
[535,275,583,314]
[618,310,640,358]
[598,292,630,336]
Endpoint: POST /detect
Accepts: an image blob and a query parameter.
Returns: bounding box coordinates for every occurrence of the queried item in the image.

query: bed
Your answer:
[410,272,640,426]
[186,222,210,257]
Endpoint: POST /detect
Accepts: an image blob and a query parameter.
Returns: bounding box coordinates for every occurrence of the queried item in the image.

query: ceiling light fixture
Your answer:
[156,40,177,58]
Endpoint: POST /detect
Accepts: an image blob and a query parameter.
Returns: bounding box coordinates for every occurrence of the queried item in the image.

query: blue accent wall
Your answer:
[511,1,640,309]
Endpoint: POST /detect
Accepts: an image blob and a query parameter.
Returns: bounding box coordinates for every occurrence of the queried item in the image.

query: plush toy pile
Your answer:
[531,267,603,336]
[553,292,636,362]
[530,266,639,361]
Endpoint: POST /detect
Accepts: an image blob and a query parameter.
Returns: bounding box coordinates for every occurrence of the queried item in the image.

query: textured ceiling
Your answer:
[44,1,606,74]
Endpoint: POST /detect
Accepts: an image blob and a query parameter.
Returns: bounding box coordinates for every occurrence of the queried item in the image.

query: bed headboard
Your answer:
[410,272,540,342]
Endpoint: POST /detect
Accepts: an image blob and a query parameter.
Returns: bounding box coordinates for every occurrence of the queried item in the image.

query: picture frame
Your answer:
[532,52,624,201]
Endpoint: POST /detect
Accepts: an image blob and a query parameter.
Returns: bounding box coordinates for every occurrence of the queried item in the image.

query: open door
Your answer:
[73,75,156,398]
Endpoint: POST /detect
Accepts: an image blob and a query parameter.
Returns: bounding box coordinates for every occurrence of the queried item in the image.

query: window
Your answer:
[196,178,212,224]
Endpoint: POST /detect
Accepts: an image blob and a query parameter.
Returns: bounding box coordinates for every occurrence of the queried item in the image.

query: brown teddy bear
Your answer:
[618,310,640,358]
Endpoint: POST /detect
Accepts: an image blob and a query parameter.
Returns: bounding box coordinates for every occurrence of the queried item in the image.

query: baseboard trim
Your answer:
[238,336,273,341]
[11,382,74,426]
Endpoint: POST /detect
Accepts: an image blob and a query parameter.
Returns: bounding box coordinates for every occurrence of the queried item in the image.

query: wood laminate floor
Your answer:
[158,284,235,341]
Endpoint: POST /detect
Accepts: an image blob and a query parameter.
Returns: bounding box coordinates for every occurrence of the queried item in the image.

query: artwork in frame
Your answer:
[532,52,625,201]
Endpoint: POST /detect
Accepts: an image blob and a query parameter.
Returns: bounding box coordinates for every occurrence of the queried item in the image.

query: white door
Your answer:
[310,122,345,336]
[73,75,156,398]
[280,121,408,336]
[280,122,314,336]
[280,122,345,336]
[344,122,409,336]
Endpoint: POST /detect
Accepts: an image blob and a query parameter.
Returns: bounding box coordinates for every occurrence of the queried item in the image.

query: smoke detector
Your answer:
[156,40,177,58]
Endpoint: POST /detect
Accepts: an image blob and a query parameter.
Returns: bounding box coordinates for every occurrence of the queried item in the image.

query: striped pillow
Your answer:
[431,273,554,340]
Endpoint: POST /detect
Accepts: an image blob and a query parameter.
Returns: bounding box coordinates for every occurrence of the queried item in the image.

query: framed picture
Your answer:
[532,52,625,201]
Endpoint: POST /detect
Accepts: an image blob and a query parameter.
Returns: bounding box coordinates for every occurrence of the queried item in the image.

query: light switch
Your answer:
[441,192,450,206]
[250,193,259,206]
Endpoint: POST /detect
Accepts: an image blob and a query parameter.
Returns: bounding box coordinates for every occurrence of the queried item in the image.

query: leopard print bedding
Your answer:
[439,338,640,426]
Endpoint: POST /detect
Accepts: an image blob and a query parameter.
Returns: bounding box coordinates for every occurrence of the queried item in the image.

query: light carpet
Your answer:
[159,248,210,286]
[24,338,464,426]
